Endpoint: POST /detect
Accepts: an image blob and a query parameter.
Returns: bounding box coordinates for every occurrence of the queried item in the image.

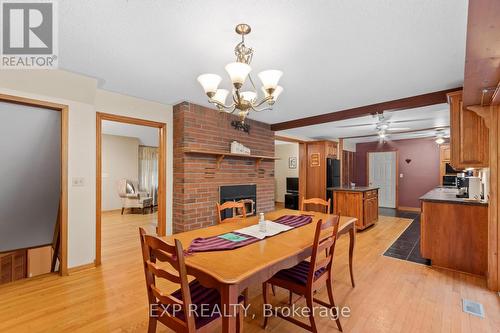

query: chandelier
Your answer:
[197,24,283,126]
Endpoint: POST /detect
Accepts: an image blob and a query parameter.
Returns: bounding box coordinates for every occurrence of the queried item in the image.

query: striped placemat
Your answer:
[186,215,313,254]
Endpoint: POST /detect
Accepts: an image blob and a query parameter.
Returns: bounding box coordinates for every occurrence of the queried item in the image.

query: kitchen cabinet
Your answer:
[420,189,488,276]
[306,140,338,200]
[342,150,356,186]
[448,91,489,168]
[331,187,379,230]
[439,144,451,185]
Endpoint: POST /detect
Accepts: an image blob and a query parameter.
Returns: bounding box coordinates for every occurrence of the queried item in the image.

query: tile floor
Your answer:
[381,208,431,265]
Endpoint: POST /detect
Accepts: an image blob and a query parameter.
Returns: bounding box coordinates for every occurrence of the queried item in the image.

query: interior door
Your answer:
[368,152,396,208]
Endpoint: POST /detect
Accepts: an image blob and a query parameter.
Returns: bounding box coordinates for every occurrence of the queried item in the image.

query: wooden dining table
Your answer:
[163,208,357,333]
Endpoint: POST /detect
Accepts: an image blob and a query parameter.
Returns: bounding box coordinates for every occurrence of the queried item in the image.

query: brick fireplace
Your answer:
[173,102,275,233]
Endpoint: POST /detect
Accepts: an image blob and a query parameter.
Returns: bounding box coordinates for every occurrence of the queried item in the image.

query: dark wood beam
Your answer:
[463,0,500,107]
[341,126,450,140]
[271,87,462,131]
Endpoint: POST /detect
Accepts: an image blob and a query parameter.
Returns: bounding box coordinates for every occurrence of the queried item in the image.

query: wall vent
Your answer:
[462,299,485,318]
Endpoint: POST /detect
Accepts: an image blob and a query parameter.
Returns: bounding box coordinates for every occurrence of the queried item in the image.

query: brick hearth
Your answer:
[173,102,275,233]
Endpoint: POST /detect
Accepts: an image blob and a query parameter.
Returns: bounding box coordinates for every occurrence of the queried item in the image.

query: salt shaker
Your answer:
[259,212,266,232]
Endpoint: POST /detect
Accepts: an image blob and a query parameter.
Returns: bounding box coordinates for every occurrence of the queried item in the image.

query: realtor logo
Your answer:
[1,0,58,68]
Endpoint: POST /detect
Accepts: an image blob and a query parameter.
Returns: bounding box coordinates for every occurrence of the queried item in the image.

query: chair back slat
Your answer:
[150,247,178,267]
[301,197,331,214]
[216,201,247,224]
[139,227,196,332]
[146,261,182,284]
[307,215,340,286]
[150,284,183,306]
[314,255,332,272]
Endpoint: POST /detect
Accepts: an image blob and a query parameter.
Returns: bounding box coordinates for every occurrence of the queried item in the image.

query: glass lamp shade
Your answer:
[240,91,257,103]
[225,62,251,86]
[197,74,222,96]
[212,89,229,105]
[258,70,283,90]
[262,85,283,100]
[435,137,445,144]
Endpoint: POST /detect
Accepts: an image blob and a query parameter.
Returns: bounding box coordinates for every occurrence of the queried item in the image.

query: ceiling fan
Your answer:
[335,112,435,133]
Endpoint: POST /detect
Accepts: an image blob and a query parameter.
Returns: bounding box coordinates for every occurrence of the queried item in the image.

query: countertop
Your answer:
[327,186,379,192]
[419,187,488,206]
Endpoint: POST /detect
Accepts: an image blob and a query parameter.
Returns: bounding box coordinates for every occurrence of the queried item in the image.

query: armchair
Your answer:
[117,179,153,214]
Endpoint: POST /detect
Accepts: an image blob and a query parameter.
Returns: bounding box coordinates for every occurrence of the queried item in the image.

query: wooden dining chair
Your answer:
[216,201,247,224]
[301,197,331,214]
[139,228,244,333]
[301,197,331,258]
[262,215,343,332]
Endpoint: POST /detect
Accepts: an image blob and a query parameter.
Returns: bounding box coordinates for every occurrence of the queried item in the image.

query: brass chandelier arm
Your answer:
[208,98,235,110]
[252,95,274,108]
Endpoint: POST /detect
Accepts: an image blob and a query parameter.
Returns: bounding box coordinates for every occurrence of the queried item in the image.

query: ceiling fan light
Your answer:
[197,73,222,97]
[258,70,283,90]
[378,130,387,138]
[377,123,389,130]
[240,91,257,103]
[225,62,251,88]
[212,89,229,105]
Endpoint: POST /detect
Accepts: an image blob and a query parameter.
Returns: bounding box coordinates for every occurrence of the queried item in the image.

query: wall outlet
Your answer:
[72,177,85,187]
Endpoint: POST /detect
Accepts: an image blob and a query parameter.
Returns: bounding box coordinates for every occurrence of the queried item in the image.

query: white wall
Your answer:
[101,135,140,211]
[0,70,173,268]
[274,143,299,202]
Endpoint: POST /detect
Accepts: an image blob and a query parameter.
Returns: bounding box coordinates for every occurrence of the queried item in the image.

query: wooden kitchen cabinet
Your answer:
[306,140,338,200]
[439,144,452,185]
[332,188,379,230]
[420,200,488,276]
[364,196,378,228]
[448,91,489,168]
[440,144,451,162]
[342,150,356,186]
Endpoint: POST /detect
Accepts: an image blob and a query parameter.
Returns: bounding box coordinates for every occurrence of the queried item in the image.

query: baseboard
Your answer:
[101,209,122,214]
[397,206,421,213]
[68,262,96,275]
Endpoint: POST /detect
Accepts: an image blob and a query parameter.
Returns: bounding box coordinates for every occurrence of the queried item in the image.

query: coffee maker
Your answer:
[467,177,482,200]
[456,173,468,198]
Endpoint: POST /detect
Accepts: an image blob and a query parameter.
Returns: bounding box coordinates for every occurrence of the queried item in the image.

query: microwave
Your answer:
[443,175,457,187]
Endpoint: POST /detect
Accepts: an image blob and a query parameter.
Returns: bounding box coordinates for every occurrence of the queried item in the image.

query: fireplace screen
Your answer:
[219,184,257,219]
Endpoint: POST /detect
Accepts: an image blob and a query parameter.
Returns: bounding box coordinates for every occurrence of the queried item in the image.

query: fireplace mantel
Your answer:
[183,148,279,170]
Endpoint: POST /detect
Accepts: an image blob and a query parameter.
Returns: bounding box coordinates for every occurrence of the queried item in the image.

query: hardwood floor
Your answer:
[0,211,498,332]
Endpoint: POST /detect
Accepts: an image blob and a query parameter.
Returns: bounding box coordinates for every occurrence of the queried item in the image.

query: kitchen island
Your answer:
[328,186,379,230]
[420,187,488,276]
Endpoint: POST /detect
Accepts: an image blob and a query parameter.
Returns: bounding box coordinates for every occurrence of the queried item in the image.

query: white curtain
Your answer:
[139,146,159,206]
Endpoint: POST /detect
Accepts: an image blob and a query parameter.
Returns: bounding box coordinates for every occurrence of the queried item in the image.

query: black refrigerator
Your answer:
[326,158,341,188]
[326,158,341,212]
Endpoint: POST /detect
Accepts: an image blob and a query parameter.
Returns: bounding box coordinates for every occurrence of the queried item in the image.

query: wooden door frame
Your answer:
[366,150,399,209]
[96,112,167,266]
[0,93,68,276]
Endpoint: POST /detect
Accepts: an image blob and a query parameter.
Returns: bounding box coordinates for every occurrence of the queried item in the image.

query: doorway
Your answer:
[368,151,397,208]
[96,113,166,266]
[0,94,68,278]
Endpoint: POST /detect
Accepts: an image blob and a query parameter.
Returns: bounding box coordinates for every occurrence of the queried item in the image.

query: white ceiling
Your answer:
[59,1,467,124]
[278,103,450,143]
[102,120,159,146]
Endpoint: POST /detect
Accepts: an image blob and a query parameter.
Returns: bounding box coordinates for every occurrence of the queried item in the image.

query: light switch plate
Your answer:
[400,173,404,178]
[72,177,85,187]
